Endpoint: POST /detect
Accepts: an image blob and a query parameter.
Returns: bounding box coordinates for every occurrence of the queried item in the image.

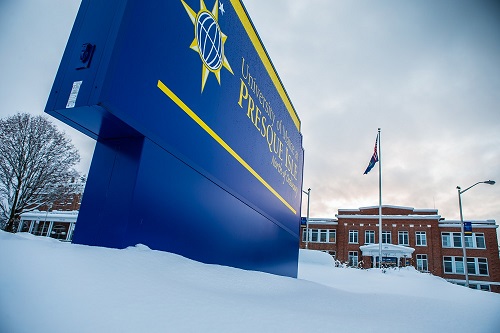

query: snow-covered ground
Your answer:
[1,230,499,333]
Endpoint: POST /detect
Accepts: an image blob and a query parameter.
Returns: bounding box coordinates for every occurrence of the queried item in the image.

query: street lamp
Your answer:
[457,180,495,287]
[303,188,311,249]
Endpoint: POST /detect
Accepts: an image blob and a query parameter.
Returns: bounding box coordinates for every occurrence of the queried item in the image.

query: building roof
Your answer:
[20,210,79,223]
[300,217,337,225]
[336,205,440,220]
[359,243,415,257]
[438,219,498,229]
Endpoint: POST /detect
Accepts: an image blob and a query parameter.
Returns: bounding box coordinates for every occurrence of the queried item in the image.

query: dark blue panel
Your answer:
[73,135,145,247]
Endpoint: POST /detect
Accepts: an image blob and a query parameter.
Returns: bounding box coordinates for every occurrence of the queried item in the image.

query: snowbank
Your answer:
[1,231,499,333]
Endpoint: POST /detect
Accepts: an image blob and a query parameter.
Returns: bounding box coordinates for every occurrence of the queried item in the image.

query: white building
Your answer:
[18,210,78,242]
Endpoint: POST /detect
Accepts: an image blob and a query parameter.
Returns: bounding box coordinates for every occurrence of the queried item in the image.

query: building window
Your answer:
[382,231,391,244]
[349,230,359,244]
[365,230,375,244]
[320,229,327,242]
[443,256,488,276]
[50,223,68,240]
[469,258,489,275]
[479,284,490,291]
[442,233,451,247]
[444,257,464,274]
[456,257,465,274]
[328,230,336,243]
[442,232,486,249]
[471,284,491,292]
[444,256,453,273]
[348,251,358,267]
[302,229,336,243]
[466,233,486,249]
[416,254,428,272]
[398,231,409,246]
[416,231,427,246]
[454,282,491,291]
[18,220,31,233]
[311,229,319,242]
[68,223,75,241]
[32,221,51,237]
[464,235,473,248]
[475,234,486,249]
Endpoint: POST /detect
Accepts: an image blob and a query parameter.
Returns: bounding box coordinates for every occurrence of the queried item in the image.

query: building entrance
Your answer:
[360,244,415,268]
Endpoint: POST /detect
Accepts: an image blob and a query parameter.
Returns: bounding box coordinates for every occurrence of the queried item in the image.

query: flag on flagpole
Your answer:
[363,135,379,174]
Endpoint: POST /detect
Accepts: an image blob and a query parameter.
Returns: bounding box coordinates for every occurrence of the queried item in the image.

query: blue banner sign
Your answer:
[45,0,304,277]
[464,222,472,235]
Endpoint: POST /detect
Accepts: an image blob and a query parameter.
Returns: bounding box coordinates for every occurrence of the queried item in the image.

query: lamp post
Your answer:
[303,188,311,249]
[457,180,495,287]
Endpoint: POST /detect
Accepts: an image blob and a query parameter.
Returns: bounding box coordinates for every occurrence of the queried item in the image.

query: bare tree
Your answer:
[0,113,80,232]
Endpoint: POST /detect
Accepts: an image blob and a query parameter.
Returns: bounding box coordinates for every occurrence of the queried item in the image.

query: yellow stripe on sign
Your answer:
[230,0,301,132]
[157,80,296,214]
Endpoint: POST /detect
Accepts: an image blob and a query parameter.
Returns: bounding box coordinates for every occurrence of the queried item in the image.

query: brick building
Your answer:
[300,205,500,292]
[16,179,84,242]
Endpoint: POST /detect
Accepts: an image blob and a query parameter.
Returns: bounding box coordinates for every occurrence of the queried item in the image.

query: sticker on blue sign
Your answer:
[66,81,82,108]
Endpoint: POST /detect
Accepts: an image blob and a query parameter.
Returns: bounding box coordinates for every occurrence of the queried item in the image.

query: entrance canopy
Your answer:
[359,244,415,259]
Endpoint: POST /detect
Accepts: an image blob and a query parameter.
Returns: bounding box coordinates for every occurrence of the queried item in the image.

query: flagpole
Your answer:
[378,128,382,268]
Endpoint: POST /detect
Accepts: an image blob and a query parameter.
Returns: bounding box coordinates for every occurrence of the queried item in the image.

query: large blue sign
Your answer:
[45,0,304,277]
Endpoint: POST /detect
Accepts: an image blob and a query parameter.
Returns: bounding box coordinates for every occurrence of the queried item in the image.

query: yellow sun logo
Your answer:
[181,0,234,92]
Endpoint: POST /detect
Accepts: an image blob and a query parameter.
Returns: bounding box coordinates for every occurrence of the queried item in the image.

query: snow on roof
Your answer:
[359,243,415,256]
[337,208,361,212]
[413,208,439,213]
[335,214,440,220]
[439,219,498,228]
[359,205,415,211]
[302,218,337,224]
[20,210,79,223]
[338,205,438,214]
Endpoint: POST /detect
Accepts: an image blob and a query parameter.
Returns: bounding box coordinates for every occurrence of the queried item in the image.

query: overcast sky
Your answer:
[1,0,499,226]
